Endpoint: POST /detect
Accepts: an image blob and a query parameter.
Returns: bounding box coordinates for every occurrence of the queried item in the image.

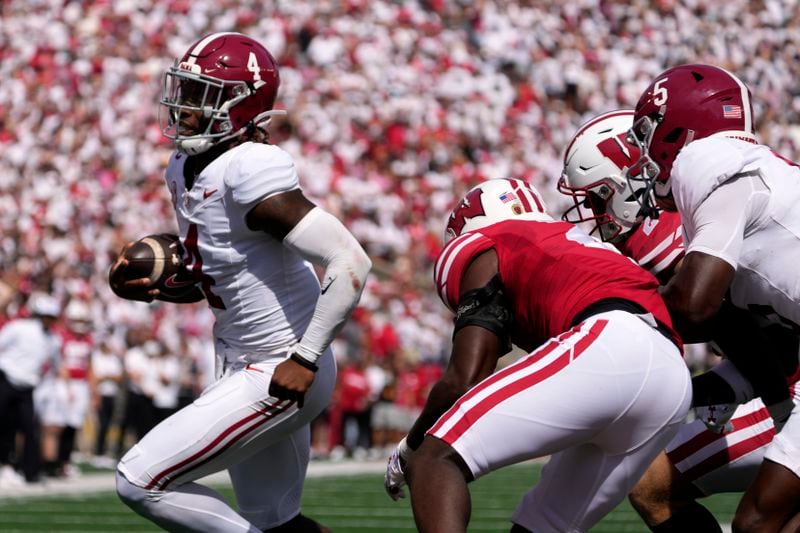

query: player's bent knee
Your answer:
[116,470,149,510]
[407,437,473,484]
[628,479,656,513]
[628,472,668,520]
[628,479,672,524]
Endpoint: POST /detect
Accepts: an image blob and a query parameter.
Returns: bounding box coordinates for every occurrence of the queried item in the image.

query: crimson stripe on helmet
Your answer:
[718,66,752,134]
[185,32,241,65]
[520,181,545,212]
[510,180,533,212]
[563,110,635,164]
[511,179,544,213]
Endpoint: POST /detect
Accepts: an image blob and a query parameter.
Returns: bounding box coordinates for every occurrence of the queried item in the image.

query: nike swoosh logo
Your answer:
[320,276,337,295]
[203,188,218,200]
[163,274,197,289]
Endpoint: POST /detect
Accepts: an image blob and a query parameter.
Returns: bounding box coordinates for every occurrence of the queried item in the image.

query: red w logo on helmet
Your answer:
[596,133,639,170]
[447,188,486,237]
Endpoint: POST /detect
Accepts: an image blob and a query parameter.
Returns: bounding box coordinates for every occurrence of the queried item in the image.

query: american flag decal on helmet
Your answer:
[722,104,742,119]
[498,191,518,203]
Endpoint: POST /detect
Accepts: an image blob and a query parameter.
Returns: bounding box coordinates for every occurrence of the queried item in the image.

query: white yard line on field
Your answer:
[0,460,388,500]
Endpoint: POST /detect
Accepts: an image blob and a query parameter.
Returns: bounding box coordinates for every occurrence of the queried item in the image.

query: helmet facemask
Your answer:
[559,178,629,242]
[625,113,665,219]
[160,63,284,155]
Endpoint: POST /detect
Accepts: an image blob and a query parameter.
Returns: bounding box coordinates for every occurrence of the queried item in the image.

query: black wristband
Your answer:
[290,353,319,372]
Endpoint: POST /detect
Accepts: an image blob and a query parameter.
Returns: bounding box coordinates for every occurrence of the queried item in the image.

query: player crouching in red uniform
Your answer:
[559,110,800,533]
[384,178,692,532]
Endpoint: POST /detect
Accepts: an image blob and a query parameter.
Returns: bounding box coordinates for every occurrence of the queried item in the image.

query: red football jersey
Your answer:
[434,220,678,352]
[616,212,684,283]
[56,329,93,380]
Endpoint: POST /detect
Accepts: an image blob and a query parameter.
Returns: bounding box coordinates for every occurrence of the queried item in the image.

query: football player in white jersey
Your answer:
[626,63,800,533]
[108,33,371,533]
[561,109,800,533]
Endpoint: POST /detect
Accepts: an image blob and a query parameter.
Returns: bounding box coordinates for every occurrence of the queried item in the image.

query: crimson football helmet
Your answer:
[559,110,648,242]
[160,32,286,155]
[626,64,756,215]
[445,178,551,242]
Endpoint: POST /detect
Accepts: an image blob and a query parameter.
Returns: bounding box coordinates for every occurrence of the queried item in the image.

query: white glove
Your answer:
[695,403,736,434]
[384,437,412,501]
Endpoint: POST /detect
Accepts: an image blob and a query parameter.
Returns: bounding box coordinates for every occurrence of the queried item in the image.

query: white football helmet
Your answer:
[445,178,552,242]
[65,300,92,334]
[558,110,650,242]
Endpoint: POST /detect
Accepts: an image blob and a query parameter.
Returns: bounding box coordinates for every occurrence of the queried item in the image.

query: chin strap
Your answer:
[176,110,290,155]
[254,109,287,129]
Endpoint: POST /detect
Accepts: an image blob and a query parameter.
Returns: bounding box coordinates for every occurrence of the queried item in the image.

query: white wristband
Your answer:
[398,437,412,461]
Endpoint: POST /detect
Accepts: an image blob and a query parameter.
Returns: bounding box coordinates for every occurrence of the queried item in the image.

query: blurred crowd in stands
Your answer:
[2,0,800,483]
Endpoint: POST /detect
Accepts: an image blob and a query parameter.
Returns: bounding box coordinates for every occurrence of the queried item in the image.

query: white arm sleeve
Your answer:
[283,207,372,366]
[685,175,769,269]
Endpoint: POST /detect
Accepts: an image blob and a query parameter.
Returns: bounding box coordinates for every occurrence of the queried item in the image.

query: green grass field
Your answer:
[0,464,740,532]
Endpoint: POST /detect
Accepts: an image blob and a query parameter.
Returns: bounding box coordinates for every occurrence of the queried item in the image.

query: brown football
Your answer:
[122,234,196,295]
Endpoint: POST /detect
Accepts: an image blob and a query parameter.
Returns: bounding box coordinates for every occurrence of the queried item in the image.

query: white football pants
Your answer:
[429,310,692,533]
[117,348,335,532]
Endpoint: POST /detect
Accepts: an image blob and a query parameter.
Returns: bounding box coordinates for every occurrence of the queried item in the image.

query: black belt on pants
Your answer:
[571,298,678,348]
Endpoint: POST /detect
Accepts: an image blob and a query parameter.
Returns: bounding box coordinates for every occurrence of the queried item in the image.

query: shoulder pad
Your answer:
[227,143,300,208]
[672,137,747,216]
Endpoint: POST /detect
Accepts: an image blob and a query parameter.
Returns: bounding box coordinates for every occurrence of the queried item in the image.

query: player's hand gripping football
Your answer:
[108,242,159,302]
[268,354,316,408]
[384,437,412,501]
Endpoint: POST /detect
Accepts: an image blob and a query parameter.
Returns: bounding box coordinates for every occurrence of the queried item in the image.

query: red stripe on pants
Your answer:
[681,427,775,481]
[433,320,608,444]
[667,407,772,465]
[146,400,292,490]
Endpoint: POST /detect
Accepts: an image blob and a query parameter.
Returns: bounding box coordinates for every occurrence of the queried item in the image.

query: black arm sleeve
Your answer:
[453,274,513,354]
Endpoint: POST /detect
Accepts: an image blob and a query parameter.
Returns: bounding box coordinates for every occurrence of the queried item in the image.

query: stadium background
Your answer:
[1,0,799,530]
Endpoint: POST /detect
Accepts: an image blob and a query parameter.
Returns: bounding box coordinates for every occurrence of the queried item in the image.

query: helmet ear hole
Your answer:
[662,128,684,144]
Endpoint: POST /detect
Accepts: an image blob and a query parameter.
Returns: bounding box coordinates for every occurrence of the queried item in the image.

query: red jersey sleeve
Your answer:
[433,232,495,311]
[618,212,684,280]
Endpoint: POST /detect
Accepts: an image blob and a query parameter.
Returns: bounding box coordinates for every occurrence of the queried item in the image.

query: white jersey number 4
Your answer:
[247,52,264,88]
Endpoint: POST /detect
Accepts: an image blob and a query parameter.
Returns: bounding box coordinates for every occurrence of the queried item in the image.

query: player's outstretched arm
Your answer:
[246,189,371,406]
